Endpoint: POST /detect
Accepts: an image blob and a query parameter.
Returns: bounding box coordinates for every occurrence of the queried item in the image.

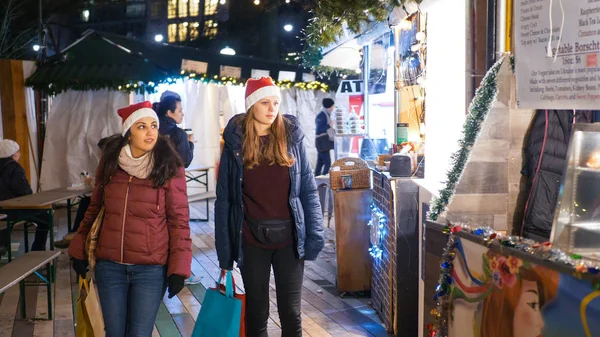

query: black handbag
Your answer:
[315,133,334,152]
[245,217,293,245]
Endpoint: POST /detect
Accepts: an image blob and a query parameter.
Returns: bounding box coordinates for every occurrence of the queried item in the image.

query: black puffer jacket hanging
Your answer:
[519,110,592,241]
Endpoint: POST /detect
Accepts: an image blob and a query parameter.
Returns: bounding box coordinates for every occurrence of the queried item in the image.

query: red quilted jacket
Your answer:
[69,167,192,278]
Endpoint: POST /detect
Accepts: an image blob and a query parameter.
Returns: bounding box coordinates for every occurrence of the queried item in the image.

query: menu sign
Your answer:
[515,0,600,109]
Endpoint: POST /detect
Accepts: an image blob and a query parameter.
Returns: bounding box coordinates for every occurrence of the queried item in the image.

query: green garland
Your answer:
[302,0,424,52]
[303,0,390,51]
[427,55,513,222]
[26,71,331,96]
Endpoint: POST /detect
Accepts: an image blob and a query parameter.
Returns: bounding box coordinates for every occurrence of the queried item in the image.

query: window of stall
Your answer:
[364,32,395,160]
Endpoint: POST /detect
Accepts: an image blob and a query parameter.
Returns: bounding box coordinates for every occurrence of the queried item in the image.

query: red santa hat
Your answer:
[117,101,159,136]
[245,77,281,111]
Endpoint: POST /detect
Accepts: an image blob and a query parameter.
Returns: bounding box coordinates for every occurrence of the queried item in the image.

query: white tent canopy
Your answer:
[40,80,333,192]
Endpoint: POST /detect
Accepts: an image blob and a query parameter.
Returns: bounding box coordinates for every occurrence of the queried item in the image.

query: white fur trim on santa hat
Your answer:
[121,108,159,136]
[0,139,20,158]
[245,85,281,110]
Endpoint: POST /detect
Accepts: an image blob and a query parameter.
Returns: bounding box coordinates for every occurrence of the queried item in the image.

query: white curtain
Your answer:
[23,60,39,191]
[181,80,222,191]
[280,88,335,169]
[222,85,246,126]
[40,90,127,191]
[24,88,38,191]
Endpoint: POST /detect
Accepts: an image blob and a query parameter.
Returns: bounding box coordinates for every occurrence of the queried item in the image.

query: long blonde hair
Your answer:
[242,106,295,169]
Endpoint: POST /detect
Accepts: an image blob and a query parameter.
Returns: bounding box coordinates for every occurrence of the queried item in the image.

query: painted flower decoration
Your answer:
[491,270,504,288]
[489,256,521,289]
[506,256,523,274]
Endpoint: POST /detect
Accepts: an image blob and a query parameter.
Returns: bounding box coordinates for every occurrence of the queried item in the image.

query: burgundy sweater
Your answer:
[242,137,293,249]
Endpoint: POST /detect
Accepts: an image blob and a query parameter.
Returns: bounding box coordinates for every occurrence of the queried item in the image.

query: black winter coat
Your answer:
[0,158,32,201]
[520,110,592,241]
[159,116,194,168]
[214,114,325,269]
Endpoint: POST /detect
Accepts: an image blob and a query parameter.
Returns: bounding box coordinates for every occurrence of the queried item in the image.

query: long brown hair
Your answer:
[479,252,559,337]
[242,106,295,169]
[100,133,183,188]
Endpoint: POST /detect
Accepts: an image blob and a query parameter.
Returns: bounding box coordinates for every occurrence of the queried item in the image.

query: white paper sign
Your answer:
[251,69,270,78]
[278,71,296,81]
[220,65,242,79]
[181,59,208,74]
[336,80,364,95]
[302,73,316,82]
[515,0,600,109]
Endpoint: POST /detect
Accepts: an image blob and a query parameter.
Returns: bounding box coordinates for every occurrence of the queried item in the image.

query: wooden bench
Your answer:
[0,251,61,320]
[188,191,216,222]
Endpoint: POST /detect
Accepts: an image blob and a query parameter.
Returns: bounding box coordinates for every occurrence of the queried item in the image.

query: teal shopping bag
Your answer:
[192,271,242,337]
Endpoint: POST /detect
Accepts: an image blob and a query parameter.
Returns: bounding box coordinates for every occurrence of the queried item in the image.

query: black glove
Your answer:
[168,275,185,299]
[72,258,89,278]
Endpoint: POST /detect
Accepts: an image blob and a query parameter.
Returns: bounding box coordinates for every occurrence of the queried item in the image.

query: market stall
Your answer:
[320,0,476,334]
[418,0,600,335]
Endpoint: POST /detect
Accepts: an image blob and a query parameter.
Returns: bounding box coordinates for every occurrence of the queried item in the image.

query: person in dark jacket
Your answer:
[314,98,335,176]
[0,139,51,253]
[157,94,195,168]
[215,77,325,337]
[518,110,592,241]
[69,101,192,337]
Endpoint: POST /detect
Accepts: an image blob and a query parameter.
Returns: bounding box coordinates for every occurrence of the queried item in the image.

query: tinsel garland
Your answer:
[428,221,600,337]
[26,71,330,96]
[427,54,511,222]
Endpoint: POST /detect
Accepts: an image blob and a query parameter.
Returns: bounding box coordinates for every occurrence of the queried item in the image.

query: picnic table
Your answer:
[0,186,92,265]
[185,165,214,222]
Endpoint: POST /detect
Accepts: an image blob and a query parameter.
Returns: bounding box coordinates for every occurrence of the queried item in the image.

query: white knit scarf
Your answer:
[118,145,154,179]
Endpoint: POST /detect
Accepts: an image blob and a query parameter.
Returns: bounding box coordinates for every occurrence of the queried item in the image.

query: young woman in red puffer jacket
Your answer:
[68,101,192,337]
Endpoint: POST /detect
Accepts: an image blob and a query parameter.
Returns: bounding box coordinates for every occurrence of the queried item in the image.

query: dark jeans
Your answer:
[0,212,49,252]
[315,150,331,176]
[27,211,51,251]
[95,259,167,337]
[72,196,91,233]
[240,243,304,337]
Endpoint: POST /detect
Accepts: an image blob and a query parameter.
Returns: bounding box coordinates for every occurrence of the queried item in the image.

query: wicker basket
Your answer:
[329,157,372,190]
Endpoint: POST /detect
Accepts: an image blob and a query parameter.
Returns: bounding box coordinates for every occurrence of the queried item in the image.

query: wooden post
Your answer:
[0,59,31,181]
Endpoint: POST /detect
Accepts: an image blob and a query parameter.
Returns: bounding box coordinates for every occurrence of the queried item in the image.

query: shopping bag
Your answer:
[76,276,105,337]
[211,270,246,337]
[191,270,244,337]
[85,206,105,271]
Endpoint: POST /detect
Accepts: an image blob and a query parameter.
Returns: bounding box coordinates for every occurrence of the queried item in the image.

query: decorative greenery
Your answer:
[427,54,511,222]
[302,0,424,51]
[303,0,391,51]
[300,44,324,69]
[311,65,359,79]
[27,71,330,96]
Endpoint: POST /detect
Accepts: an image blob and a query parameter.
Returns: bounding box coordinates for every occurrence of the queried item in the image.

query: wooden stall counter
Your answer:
[333,188,372,293]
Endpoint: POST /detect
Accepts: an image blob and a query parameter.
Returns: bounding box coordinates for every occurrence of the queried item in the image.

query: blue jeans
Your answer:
[95,260,167,337]
[315,150,331,176]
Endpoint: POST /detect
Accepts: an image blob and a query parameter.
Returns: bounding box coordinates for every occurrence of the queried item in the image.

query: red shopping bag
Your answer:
[212,270,246,337]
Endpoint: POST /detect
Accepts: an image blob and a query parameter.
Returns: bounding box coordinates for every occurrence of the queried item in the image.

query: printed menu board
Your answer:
[515,0,600,109]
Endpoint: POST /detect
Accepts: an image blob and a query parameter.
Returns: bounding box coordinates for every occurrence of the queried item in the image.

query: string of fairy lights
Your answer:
[34,70,329,96]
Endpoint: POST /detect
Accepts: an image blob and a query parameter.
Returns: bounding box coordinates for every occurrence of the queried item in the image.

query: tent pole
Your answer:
[36,0,48,190]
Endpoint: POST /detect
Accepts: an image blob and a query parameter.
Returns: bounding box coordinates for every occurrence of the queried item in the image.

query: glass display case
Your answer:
[550,124,600,261]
